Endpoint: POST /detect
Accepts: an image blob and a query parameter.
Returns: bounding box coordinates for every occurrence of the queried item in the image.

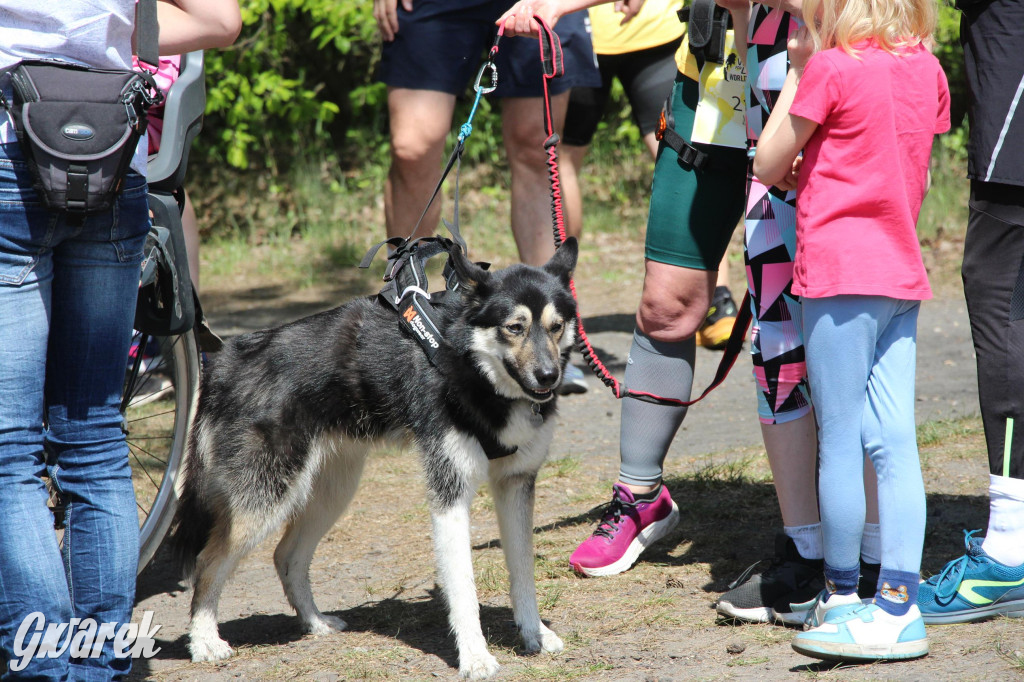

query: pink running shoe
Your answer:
[569,483,680,577]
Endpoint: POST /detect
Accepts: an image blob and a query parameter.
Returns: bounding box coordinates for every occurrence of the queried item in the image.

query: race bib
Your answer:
[691,32,747,149]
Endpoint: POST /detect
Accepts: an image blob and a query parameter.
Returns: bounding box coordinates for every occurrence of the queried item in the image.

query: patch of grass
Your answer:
[996,636,1024,671]
[747,624,793,647]
[474,557,510,596]
[917,415,984,447]
[541,455,581,481]
[688,455,762,488]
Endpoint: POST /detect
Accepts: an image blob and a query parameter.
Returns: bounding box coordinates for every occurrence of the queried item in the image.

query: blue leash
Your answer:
[407,36,501,248]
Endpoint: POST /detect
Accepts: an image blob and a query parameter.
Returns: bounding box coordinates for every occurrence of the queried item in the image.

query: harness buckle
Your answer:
[677,144,708,171]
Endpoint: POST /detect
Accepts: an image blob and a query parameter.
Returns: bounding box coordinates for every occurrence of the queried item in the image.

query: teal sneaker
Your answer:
[918,529,1024,624]
[792,602,929,662]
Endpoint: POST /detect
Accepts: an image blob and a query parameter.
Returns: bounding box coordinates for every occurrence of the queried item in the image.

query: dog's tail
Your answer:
[165,425,214,582]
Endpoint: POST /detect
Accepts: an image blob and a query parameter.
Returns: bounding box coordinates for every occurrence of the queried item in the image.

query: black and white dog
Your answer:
[168,238,579,679]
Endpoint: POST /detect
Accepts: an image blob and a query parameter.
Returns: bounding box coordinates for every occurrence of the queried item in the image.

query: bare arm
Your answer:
[155,0,241,54]
[752,27,817,186]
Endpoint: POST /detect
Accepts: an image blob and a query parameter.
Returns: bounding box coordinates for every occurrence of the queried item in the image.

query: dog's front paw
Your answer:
[305,613,347,635]
[188,636,234,663]
[459,650,500,680]
[521,623,564,654]
[538,624,564,653]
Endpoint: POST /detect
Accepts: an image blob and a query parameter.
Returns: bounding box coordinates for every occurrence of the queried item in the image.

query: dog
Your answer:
[167,238,579,679]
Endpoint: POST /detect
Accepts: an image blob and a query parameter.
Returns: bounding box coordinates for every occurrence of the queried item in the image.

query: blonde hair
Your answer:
[803,0,937,54]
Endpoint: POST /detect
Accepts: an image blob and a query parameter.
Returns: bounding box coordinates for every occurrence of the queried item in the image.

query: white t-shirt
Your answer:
[0,1,146,173]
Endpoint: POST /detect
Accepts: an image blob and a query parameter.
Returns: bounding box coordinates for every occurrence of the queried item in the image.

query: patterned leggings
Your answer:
[744,5,812,425]
[744,176,813,424]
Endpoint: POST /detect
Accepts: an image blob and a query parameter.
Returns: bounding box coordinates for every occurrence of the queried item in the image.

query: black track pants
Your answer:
[961,181,1024,479]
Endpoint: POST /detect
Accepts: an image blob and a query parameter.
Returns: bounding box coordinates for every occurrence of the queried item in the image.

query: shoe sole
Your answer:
[715,602,773,624]
[571,503,680,578]
[772,609,810,626]
[792,637,929,662]
[921,600,1024,624]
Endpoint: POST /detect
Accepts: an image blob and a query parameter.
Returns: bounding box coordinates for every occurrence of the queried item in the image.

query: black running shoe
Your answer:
[771,559,881,626]
[716,533,824,624]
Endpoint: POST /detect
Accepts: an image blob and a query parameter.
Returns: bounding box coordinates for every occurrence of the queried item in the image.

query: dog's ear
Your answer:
[449,243,491,294]
[543,237,578,284]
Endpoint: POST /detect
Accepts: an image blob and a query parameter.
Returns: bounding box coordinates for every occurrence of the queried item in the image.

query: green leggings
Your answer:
[645,74,747,269]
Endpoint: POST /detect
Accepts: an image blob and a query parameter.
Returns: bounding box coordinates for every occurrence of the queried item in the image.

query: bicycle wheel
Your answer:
[122,328,200,573]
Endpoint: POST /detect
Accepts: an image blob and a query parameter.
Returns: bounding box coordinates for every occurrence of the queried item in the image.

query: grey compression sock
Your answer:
[618,329,696,486]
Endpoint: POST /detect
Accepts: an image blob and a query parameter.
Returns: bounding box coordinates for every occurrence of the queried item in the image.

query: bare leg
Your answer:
[560,143,588,241]
[384,88,457,241]
[502,93,570,266]
[761,414,820,527]
[181,191,201,290]
[762,413,880,529]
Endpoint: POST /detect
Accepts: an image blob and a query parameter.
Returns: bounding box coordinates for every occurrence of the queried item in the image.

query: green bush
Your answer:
[935,0,967,130]
[197,0,385,171]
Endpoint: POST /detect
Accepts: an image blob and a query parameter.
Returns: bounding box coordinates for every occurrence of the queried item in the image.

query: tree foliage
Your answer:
[197,0,384,170]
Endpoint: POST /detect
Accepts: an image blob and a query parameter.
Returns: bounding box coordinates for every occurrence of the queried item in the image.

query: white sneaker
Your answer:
[792,603,929,662]
[803,589,864,629]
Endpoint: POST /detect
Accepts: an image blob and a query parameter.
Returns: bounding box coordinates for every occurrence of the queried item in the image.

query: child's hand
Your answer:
[787,26,815,71]
[775,154,803,191]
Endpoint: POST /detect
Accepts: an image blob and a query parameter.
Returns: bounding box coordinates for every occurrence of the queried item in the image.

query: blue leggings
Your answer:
[803,296,926,574]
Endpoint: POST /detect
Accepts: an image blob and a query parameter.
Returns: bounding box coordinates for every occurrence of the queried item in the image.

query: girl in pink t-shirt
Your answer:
[752,0,949,664]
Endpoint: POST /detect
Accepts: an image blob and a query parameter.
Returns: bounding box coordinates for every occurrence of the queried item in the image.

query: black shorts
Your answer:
[562,38,681,146]
[378,0,600,98]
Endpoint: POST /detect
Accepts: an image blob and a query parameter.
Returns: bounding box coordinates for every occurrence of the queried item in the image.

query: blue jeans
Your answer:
[803,296,926,576]
[0,138,148,679]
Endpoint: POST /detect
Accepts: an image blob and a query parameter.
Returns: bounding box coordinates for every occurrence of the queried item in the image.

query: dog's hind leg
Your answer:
[188,519,262,662]
[274,441,368,636]
[490,470,563,655]
[426,433,499,680]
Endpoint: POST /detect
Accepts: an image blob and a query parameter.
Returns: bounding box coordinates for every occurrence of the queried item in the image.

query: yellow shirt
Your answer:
[587,0,685,55]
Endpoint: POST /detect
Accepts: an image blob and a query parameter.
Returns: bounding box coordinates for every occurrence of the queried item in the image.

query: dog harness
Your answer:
[359,235,468,366]
[360,237,528,461]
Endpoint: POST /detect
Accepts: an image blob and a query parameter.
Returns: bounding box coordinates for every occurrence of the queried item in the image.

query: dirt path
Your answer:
[129,241,1023,681]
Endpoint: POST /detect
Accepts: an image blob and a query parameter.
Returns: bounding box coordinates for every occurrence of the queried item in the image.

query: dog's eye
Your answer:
[550,321,564,334]
[505,323,525,335]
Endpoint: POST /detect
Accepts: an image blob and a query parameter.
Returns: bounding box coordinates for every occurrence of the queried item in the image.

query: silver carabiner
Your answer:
[473,61,498,95]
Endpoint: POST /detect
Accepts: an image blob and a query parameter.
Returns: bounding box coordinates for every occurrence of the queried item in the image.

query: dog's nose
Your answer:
[534,366,560,389]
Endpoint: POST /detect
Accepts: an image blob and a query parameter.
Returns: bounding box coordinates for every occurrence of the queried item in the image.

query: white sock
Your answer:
[785,523,823,560]
[860,523,881,565]
[982,474,1024,567]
